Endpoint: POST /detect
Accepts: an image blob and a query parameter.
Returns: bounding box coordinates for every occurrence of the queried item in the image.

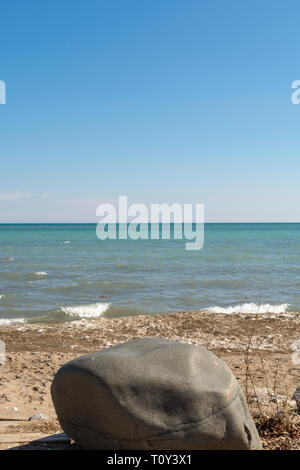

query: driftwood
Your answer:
[0,432,70,444]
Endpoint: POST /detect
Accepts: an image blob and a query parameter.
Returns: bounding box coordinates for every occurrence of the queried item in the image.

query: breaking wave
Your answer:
[60,302,110,318]
[0,318,25,326]
[204,302,290,315]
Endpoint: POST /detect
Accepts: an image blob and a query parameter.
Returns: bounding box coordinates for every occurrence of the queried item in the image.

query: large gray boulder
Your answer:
[51,337,261,450]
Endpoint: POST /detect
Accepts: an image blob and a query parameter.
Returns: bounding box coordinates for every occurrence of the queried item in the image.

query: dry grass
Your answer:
[244,307,300,449]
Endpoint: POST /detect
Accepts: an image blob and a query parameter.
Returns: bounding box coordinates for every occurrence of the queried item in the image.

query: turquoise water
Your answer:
[0,223,300,323]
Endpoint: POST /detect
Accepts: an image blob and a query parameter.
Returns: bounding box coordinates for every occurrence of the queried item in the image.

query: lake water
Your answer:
[0,223,299,324]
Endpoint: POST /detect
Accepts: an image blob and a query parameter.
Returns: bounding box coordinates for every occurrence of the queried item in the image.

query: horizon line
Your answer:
[0,221,300,225]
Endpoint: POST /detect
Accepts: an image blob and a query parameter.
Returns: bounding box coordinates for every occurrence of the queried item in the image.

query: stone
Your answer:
[28,413,50,421]
[51,337,262,450]
[292,386,300,410]
[292,386,300,403]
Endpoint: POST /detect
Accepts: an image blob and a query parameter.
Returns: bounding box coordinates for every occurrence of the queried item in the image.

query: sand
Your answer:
[0,310,300,450]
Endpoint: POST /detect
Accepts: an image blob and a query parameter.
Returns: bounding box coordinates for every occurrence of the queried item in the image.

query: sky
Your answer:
[0,0,300,223]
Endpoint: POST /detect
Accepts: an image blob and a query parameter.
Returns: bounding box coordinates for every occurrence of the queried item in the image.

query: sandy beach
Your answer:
[0,310,300,450]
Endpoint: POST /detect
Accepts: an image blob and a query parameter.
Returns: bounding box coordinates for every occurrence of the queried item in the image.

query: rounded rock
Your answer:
[51,337,262,450]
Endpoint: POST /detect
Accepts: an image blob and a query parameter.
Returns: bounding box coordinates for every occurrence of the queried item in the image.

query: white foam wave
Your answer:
[63,241,71,244]
[0,318,25,326]
[204,302,290,315]
[35,272,48,276]
[60,302,110,318]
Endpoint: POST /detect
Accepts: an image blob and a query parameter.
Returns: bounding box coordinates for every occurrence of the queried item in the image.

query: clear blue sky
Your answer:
[0,0,300,222]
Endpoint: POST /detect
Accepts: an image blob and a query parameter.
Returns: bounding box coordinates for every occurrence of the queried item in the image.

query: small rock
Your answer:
[288,399,297,409]
[28,413,50,421]
[292,386,300,405]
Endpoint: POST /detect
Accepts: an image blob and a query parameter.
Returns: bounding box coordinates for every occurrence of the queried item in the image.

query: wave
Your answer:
[0,271,48,281]
[0,318,25,326]
[60,302,110,318]
[204,302,290,315]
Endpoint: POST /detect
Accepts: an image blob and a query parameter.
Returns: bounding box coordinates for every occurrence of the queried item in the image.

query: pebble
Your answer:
[28,412,50,421]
